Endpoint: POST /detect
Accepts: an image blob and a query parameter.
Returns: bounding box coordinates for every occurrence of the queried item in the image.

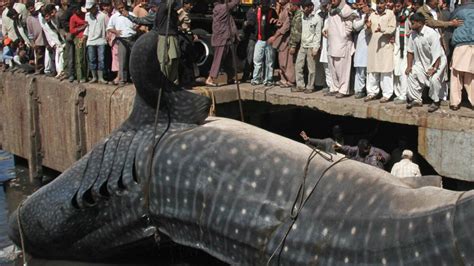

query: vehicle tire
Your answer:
[192,28,214,77]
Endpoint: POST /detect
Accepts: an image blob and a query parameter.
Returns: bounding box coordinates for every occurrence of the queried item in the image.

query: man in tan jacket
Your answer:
[364,0,396,103]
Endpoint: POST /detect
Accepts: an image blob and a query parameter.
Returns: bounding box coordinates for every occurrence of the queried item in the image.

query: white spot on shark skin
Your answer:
[233,244,237,249]
[254,168,261,176]
[427,216,433,224]
[282,167,290,175]
[338,192,345,202]
[277,190,283,196]
[183,198,188,204]
[322,228,329,237]
[230,148,238,155]
[415,251,420,257]
[314,255,319,261]
[408,222,414,230]
[210,161,216,168]
[181,143,187,150]
[292,224,297,230]
[227,184,233,191]
[202,202,206,208]
[446,212,451,220]
[208,176,213,183]
[345,205,353,213]
[185,180,190,187]
[381,227,386,236]
[166,198,170,203]
[200,135,207,141]
[241,209,247,215]
[235,229,239,234]
[351,226,357,235]
[166,159,172,165]
[257,237,263,243]
[344,257,349,264]
[138,161,143,167]
[251,182,257,189]
[368,195,377,205]
[165,176,170,182]
[283,246,288,252]
[382,257,387,265]
[220,206,225,212]
[264,216,271,222]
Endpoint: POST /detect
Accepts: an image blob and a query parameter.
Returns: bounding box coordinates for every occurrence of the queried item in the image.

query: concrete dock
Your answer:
[1,72,473,181]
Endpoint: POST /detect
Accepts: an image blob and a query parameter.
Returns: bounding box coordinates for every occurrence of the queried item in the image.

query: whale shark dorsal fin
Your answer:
[129,31,211,125]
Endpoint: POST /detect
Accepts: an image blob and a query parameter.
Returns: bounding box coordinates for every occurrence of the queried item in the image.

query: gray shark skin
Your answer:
[8,31,474,265]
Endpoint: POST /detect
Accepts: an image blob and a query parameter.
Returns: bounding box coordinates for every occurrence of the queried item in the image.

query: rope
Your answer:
[143,0,174,224]
[107,86,122,134]
[17,200,28,266]
[266,146,347,266]
[195,87,216,116]
[225,0,245,122]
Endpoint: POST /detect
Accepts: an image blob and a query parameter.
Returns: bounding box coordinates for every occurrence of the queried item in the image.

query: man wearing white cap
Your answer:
[390,149,421,178]
[84,0,108,83]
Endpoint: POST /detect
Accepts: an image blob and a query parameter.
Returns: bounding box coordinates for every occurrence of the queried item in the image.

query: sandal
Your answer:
[449,105,460,111]
[364,95,376,102]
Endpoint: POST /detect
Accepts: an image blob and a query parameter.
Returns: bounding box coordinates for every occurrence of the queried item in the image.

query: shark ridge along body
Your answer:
[8,30,474,265]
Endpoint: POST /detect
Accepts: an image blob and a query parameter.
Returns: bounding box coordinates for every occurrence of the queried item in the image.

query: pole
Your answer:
[226,0,245,122]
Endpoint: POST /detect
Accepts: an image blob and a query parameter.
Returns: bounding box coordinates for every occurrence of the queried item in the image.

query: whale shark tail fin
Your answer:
[129,31,211,125]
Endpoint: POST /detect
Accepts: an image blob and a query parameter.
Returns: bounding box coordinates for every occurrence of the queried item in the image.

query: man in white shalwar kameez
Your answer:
[364,0,396,103]
[393,0,411,104]
[405,13,447,112]
[352,3,371,99]
[323,0,355,98]
[319,12,333,92]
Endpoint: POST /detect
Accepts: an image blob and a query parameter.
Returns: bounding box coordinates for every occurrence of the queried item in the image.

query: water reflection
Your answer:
[0,150,15,249]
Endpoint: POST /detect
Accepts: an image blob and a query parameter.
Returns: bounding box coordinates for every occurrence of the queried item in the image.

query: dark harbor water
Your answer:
[0,150,15,249]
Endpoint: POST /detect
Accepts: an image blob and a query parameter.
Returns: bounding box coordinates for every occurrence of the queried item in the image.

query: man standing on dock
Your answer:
[364,0,396,103]
[323,0,355,98]
[268,0,296,88]
[205,0,240,87]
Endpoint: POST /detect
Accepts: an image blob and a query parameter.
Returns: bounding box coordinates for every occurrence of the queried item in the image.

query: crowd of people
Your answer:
[0,0,473,112]
[232,0,472,113]
[0,0,197,85]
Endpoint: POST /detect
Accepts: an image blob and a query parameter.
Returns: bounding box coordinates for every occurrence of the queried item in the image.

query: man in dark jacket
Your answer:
[241,4,257,82]
[205,0,240,87]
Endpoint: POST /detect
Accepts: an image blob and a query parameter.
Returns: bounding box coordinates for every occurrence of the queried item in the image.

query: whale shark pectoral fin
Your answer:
[129,31,211,126]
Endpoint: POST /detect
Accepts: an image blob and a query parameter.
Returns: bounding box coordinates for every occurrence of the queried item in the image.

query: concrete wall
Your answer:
[0,73,134,173]
[418,127,474,181]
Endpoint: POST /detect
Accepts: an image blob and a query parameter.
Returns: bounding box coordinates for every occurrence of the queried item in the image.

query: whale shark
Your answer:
[8,31,474,265]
